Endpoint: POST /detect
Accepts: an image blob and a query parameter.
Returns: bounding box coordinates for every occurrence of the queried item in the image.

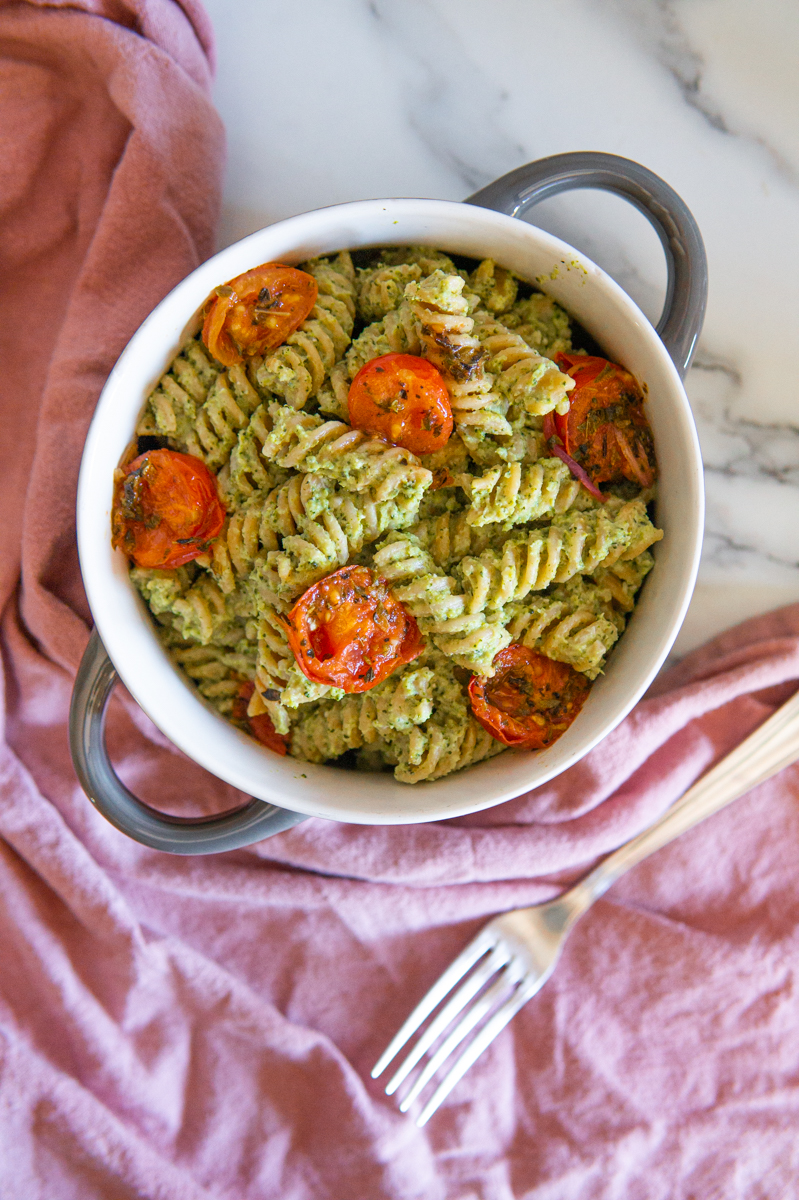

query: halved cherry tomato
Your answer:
[202,263,318,366]
[348,353,453,455]
[111,449,225,569]
[232,682,289,755]
[284,565,424,693]
[551,353,656,490]
[468,644,591,750]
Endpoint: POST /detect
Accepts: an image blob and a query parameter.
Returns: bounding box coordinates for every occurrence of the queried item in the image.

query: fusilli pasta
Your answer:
[458,458,585,528]
[371,533,511,675]
[259,403,432,501]
[454,499,662,614]
[253,253,357,410]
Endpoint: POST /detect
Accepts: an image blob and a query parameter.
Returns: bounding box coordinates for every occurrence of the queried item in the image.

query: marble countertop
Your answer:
[202,0,799,656]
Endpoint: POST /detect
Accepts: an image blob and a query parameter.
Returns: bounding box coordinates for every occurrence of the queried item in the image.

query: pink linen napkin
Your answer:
[2,5,799,1196]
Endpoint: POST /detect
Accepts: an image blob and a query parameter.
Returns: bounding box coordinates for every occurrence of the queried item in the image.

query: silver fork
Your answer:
[372,685,799,1126]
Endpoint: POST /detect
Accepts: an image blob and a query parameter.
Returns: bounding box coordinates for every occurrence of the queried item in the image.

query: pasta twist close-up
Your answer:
[169,642,255,718]
[371,533,512,676]
[459,458,586,527]
[393,714,505,784]
[405,271,514,458]
[455,499,662,614]
[263,485,424,599]
[253,253,357,410]
[472,311,574,418]
[504,581,623,680]
[356,262,422,323]
[136,339,218,455]
[502,293,574,359]
[258,403,432,501]
[409,509,498,571]
[289,659,438,764]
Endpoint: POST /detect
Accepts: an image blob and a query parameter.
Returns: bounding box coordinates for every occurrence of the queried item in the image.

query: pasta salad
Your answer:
[112,247,662,783]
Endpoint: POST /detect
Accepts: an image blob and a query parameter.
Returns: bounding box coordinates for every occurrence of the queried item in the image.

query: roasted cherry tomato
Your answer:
[551,353,656,490]
[232,682,289,756]
[348,353,453,455]
[284,565,424,693]
[111,448,225,569]
[202,263,318,366]
[468,644,591,750]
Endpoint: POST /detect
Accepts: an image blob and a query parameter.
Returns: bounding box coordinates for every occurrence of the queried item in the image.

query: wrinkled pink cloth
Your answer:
[2,4,799,1197]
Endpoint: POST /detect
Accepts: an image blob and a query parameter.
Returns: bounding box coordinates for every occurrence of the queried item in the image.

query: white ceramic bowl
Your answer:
[76,186,704,829]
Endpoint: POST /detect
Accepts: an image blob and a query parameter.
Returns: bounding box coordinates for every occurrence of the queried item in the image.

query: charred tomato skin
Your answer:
[202,263,318,366]
[348,353,453,455]
[553,353,656,490]
[468,644,591,750]
[285,565,424,694]
[111,448,225,569]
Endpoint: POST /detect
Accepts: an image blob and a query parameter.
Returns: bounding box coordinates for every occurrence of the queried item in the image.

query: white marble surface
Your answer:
[202,0,799,655]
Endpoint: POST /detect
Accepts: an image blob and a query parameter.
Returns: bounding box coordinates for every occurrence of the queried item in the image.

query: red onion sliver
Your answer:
[549,442,605,502]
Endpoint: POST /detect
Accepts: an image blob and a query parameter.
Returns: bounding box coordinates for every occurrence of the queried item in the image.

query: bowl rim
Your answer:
[76,196,704,824]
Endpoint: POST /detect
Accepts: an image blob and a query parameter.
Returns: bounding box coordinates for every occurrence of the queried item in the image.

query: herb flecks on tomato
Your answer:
[232,682,289,755]
[284,565,424,693]
[552,353,656,491]
[348,353,453,455]
[202,263,318,366]
[111,449,225,569]
[468,644,590,750]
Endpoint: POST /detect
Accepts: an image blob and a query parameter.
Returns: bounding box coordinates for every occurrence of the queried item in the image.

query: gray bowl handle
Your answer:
[466,151,707,378]
[69,628,307,854]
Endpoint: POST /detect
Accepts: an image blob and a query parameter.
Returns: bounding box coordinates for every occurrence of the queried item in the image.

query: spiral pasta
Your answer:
[467,258,518,315]
[206,472,335,594]
[316,362,351,420]
[378,246,458,275]
[404,271,514,454]
[290,695,372,763]
[288,650,504,783]
[344,305,422,380]
[133,566,251,646]
[247,604,294,733]
[504,579,623,679]
[393,714,505,783]
[132,582,255,716]
[454,500,662,614]
[259,485,424,600]
[169,642,256,717]
[591,551,655,613]
[214,404,286,508]
[472,312,574,418]
[459,458,585,528]
[253,252,357,410]
[410,509,497,570]
[259,403,432,502]
[136,339,220,453]
[356,262,422,322]
[503,293,573,359]
[371,533,511,675]
[290,660,436,765]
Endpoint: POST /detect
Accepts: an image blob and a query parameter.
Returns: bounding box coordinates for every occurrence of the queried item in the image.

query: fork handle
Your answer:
[570,687,799,910]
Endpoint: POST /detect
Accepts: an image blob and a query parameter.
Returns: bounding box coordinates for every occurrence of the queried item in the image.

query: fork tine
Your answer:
[371,926,497,1080]
[415,974,542,1127]
[398,959,524,1112]
[385,942,511,1096]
